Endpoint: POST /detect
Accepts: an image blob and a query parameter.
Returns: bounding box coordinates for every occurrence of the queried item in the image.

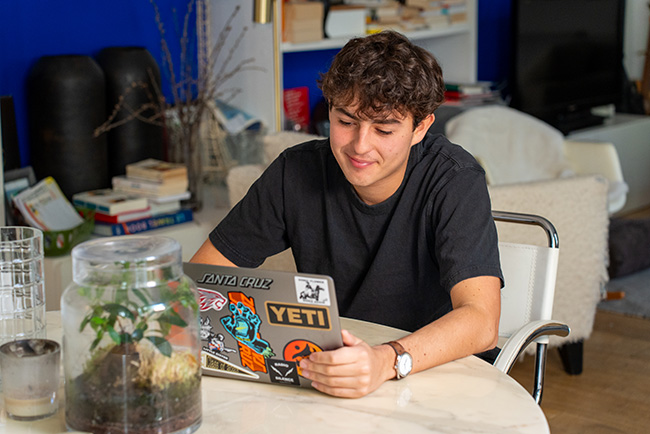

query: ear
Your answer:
[411,114,435,145]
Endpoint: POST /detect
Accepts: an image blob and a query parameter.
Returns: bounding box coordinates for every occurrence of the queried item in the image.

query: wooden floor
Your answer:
[509,310,650,433]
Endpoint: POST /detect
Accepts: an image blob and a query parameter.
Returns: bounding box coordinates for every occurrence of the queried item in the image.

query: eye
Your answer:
[338,119,353,127]
[376,128,393,136]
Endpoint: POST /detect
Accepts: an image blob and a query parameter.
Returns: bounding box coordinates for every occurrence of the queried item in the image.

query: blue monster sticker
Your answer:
[221,301,275,358]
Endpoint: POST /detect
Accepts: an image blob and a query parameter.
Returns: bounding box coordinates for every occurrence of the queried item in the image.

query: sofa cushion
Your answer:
[446,105,574,185]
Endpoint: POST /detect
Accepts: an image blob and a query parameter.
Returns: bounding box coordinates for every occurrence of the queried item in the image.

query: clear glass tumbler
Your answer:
[0,338,60,420]
[0,227,46,346]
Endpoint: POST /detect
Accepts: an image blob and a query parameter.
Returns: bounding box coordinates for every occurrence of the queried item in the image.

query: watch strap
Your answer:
[385,340,406,356]
[384,341,409,379]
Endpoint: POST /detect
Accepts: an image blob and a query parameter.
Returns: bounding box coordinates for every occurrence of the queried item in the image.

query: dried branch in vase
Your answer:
[94,0,263,209]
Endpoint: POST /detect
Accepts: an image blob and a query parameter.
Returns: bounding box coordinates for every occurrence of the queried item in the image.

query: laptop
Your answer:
[183,262,343,388]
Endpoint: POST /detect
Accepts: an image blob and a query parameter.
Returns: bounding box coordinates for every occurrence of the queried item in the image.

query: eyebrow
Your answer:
[334,107,403,125]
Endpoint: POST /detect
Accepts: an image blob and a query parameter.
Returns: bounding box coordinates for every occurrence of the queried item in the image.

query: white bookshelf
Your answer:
[208,0,478,133]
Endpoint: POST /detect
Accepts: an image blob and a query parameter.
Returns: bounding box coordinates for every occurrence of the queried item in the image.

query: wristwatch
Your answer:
[384,341,413,380]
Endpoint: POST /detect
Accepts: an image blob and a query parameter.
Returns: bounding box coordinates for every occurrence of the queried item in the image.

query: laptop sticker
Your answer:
[201,351,259,380]
[266,301,332,330]
[198,287,229,312]
[283,339,323,376]
[195,271,273,290]
[200,316,237,360]
[221,292,274,373]
[295,276,331,306]
[267,359,300,385]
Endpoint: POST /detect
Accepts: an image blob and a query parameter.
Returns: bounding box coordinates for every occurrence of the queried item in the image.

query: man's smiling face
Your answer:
[328,103,433,205]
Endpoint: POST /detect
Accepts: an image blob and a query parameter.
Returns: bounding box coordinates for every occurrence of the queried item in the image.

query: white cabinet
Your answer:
[568,114,650,215]
[208,0,477,133]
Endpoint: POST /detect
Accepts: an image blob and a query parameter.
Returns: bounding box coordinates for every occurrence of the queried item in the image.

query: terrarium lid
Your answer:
[71,236,183,286]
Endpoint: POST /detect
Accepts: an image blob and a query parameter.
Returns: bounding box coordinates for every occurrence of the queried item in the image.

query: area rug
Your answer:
[599,267,650,319]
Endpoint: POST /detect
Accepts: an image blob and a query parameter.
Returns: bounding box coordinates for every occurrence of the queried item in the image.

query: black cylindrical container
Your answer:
[27,55,109,198]
[96,47,164,177]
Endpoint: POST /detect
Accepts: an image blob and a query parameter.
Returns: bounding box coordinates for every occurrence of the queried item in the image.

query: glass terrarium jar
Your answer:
[61,235,202,434]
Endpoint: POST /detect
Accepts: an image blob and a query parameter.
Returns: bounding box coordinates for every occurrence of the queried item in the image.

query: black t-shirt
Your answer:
[210,132,503,332]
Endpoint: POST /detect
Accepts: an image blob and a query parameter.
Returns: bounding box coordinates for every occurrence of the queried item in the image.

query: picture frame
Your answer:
[3,166,36,226]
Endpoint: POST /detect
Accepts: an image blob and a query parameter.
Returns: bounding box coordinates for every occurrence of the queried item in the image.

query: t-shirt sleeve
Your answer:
[209,156,290,267]
[431,166,503,292]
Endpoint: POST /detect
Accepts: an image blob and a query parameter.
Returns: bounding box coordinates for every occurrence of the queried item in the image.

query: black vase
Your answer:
[96,47,164,177]
[27,55,109,198]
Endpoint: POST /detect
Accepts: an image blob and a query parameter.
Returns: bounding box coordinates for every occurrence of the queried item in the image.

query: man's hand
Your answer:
[299,329,395,398]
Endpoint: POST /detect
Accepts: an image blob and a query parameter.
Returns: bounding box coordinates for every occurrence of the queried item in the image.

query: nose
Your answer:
[351,124,373,155]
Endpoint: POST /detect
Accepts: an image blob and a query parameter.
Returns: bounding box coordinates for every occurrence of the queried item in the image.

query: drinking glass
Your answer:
[0,227,46,346]
[0,338,60,420]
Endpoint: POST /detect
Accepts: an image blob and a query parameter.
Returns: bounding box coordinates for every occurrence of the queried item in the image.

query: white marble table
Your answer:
[0,312,549,434]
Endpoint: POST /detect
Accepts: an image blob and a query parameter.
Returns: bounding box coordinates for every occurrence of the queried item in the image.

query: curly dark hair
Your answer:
[318,31,445,128]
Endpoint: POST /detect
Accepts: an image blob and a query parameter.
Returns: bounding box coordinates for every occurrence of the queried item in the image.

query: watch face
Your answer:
[398,353,413,376]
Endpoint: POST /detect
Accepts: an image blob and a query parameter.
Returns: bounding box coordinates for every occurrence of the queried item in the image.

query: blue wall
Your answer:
[477,0,511,83]
[0,0,191,167]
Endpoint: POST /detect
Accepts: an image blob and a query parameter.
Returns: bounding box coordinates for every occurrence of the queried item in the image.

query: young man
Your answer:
[191,31,503,398]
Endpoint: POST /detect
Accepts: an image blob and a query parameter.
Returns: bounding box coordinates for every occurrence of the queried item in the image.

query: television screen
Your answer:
[509,0,625,134]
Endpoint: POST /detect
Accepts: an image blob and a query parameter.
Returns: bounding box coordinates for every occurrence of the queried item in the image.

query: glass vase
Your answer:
[61,235,202,434]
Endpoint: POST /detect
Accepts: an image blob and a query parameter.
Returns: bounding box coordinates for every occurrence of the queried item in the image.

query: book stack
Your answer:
[112,159,190,200]
[74,159,194,236]
[73,188,193,236]
[398,0,467,29]
[443,82,502,108]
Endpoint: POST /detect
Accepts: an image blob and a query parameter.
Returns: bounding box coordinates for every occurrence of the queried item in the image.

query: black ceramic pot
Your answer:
[27,55,109,198]
[96,47,164,177]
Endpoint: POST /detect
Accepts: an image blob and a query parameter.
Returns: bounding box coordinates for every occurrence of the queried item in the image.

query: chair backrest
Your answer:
[494,211,560,342]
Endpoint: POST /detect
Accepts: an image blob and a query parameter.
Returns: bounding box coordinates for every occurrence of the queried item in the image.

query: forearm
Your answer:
[383,276,501,376]
[395,303,499,375]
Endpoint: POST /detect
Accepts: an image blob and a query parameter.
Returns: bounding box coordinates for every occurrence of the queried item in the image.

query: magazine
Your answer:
[12,177,84,231]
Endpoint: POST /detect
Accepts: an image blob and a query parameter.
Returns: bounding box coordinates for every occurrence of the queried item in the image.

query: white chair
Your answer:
[492,210,569,405]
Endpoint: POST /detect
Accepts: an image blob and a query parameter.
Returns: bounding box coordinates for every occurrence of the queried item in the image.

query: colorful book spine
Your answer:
[93,208,193,236]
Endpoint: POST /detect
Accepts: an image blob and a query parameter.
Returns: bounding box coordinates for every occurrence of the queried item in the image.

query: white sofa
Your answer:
[226,113,624,374]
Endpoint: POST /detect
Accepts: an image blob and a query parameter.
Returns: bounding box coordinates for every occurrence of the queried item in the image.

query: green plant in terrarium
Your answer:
[78,260,199,357]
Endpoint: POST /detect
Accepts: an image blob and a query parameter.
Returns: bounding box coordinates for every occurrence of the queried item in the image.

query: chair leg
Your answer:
[532,343,548,405]
[558,340,584,375]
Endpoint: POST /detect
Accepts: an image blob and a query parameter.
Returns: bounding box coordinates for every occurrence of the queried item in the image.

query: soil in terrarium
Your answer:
[66,341,201,434]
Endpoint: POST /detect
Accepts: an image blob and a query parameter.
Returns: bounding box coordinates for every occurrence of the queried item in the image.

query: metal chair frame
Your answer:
[492,211,570,405]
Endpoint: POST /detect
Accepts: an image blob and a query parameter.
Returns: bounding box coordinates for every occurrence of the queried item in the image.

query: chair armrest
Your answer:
[494,320,570,374]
